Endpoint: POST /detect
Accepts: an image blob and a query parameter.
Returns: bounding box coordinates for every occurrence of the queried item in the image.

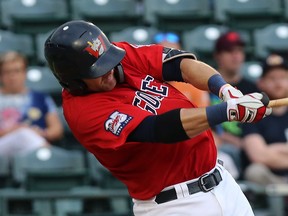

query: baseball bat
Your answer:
[268,98,288,108]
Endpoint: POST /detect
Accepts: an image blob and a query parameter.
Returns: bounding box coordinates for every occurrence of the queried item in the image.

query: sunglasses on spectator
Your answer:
[154,32,180,43]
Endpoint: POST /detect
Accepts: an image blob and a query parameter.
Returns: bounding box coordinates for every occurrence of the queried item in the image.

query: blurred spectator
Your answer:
[211,31,259,178]
[154,32,210,107]
[241,54,288,185]
[0,51,63,159]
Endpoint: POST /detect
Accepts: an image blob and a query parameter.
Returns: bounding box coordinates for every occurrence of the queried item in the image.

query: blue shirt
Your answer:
[0,90,57,130]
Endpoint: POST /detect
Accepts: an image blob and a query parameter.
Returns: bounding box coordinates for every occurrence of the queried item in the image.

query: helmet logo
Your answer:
[84,36,106,58]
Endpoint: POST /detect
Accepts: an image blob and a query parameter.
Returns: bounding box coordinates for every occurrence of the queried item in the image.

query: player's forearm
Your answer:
[180,108,211,138]
[180,58,221,91]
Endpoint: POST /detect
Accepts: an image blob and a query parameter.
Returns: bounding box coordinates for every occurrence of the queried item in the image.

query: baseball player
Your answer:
[44,20,272,216]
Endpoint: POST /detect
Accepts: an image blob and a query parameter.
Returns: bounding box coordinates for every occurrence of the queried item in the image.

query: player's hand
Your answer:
[226,92,272,123]
[220,84,243,101]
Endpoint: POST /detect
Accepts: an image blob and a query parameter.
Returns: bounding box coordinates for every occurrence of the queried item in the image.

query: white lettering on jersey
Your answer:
[105,111,133,136]
[132,75,168,114]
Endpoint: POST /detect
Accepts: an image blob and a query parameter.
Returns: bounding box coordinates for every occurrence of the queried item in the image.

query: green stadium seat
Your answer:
[109,26,159,45]
[284,0,288,21]
[240,61,263,83]
[253,23,288,60]
[182,25,252,66]
[70,0,142,35]
[55,106,84,150]
[86,154,132,215]
[35,30,54,65]
[143,0,212,32]
[182,25,228,66]
[213,0,282,32]
[11,146,88,191]
[87,153,126,190]
[0,155,10,188]
[0,30,34,61]
[0,0,69,34]
[26,66,62,106]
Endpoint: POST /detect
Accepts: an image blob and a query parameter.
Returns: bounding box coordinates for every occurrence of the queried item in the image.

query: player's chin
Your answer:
[102,80,117,91]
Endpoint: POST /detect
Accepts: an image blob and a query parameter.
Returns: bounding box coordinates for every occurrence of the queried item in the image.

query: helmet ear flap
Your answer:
[59,80,88,96]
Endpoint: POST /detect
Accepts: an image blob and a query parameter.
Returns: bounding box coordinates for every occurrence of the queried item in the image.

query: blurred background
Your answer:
[0,0,288,215]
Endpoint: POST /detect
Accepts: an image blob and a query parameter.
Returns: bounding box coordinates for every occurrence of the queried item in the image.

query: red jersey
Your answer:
[62,42,217,200]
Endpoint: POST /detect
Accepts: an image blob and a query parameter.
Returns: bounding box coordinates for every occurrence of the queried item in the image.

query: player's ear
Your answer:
[60,79,88,96]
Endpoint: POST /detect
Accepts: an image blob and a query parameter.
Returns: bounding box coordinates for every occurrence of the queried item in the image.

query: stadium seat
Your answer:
[26,66,62,106]
[284,0,288,21]
[182,25,228,66]
[70,0,141,35]
[182,25,253,66]
[11,146,88,191]
[0,0,69,34]
[82,154,132,215]
[109,26,159,45]
[0,155,10,188]
[213,0,282,31]
[35,30,53,65]
[55,106,84,151]
[143,0,212,32]
[87,153,126,189]
[0,30,34,61]
[253,23,288,60]
[240,61,263,83]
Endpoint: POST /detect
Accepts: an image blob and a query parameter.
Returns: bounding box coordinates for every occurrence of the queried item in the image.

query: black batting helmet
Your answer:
[44,20,126,95]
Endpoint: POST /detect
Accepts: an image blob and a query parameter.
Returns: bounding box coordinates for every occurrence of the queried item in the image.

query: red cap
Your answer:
[215,31,245,53]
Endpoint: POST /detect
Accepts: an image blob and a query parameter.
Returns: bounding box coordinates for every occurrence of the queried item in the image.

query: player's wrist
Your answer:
[207,74,228,97]
[206,102,228,127]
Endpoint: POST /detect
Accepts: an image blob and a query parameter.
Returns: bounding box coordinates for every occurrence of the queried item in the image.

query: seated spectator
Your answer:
[154,32,210,107]
[241,54,288,185]
[0,51,63,159]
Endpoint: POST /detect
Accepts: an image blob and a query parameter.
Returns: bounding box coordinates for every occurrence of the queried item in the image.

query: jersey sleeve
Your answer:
[64,96,152,151]
[114,42,164,81]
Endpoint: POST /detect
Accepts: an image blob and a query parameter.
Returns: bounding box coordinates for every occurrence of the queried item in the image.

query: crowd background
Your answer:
[0,0,288,216]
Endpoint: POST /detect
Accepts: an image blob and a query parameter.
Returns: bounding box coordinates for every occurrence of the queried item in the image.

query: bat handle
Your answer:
[268,98,288,108]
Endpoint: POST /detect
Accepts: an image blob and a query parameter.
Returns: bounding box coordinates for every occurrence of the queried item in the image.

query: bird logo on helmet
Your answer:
[84,36,107,58]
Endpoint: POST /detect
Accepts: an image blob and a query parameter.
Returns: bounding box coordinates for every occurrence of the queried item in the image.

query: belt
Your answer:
[155,168,222,204]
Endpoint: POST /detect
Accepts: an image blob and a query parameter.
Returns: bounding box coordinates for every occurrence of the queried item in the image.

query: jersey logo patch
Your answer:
[105,111,133,136]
